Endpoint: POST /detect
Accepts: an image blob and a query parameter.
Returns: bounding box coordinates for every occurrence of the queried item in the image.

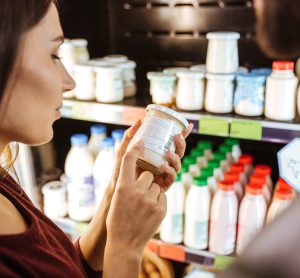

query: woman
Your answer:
[0,1,193,277]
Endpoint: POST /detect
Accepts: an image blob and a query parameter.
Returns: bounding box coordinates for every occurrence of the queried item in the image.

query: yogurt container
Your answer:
[128,104,188,174]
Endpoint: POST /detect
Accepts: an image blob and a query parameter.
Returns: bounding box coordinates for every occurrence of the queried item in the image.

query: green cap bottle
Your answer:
[225,138,239,147]
[193,176,208,186]
[191,148,204,158]
[201,167,214,178]
[219,144,232,154]
[214,152,226,162]
[208,159,220,169]
[183,156,197,166]
[197,141,212,151]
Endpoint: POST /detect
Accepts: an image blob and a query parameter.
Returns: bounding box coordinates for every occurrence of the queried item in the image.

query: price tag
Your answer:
[214,255,235,270]
[230,120,262,141]
[199,118,229,137]
[159,243,185,262]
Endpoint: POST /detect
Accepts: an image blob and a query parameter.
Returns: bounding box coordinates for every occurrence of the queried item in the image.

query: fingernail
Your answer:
[179,134,184,142]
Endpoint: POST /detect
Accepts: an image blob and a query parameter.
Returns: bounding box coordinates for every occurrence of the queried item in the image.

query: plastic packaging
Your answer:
[176,71,205,111]
[183,156,200,178]
[224,171,244,202]
[112,129,125,151]
[206,32,240,74]
[236,183,267,255]
[104,54,128,63]
[225,138,242,163]
[219,144,234,164]
[191,149,208,169]
[208,159,224,182]
[234,73,266,116]
[254,164,273,192]
[65,134,95,222]
[214,152,229,173]
[238,154,254,177]
[230,163,247,187]
[179,164,193,192]
[209,180,238,255]
[184,176,211,249]
[205,73,235,113]
[201,167,217,195]
[249,175,271,205]
[73,64,95,100]
[197,141,213,160]
[88,125,107,159]
[160,174,185,244]
[265,61,298,121]
[128,104,188,174]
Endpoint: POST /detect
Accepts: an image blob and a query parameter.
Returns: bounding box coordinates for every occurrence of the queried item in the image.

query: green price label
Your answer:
[214,255,235,270]
[199,118,229,137]
[230,120,262,141]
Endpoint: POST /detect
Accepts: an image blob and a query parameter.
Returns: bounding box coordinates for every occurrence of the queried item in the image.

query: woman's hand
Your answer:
[103,141,167,278]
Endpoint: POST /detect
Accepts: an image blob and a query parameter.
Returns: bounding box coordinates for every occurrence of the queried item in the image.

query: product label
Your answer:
[230,120,262,141]
[67,176,94,207]
[199,118,229,137]
[195,221,208,247]
[139,116,182,156]
[172,214,183,237]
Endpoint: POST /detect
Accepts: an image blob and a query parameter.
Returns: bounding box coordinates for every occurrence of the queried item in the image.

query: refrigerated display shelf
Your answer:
[62,98,300,144]
[52,216,234,270]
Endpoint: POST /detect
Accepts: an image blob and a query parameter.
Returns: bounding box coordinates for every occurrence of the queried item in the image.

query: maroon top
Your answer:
[0,174,101,278]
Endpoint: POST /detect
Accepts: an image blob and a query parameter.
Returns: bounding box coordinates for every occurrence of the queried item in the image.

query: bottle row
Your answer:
[159,139,295,256]
[59,39,137,102]
[42,125,125,221]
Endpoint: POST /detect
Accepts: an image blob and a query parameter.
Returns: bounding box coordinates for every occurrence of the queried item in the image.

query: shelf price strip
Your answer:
[230,120,262,141]
[199,117,229,137]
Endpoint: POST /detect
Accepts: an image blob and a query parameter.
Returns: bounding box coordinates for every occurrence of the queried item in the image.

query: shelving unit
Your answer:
[62,98,300,144]
[52,217,234,270]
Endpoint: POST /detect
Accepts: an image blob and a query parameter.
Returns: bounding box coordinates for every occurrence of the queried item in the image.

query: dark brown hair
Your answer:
[0,0,54,174]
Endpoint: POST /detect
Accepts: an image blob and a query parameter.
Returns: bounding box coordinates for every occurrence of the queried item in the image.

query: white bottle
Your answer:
[160,174,185,244]
[184,176,211,250]
[201,167,217,195]
[208,160,224,182]
[254,164,273,193]
[93,138,115,207]
[224,172,244,203]
[65,134,95,222]
[179,164,193,193]
[209,180,238,255]
[236,184,267,255]
[267,189,293,224]
[191,149,208,169]
[238,154,254,177]
[230,163,247,187]
[249,175,271,205]
[112,129,125,151]
[183,156,200,178]
[265,61,298,121]
[88,125,107,159]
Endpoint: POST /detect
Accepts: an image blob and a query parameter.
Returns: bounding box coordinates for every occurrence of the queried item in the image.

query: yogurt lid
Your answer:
[177,70,205,79]
[190,64,206,73]
[114,60,137,69]
[206,73,235,80]
[42,181,66,195]
[146,104,189,128]
[60,40,74,49]
[163,67,189,75]
[147,72,177,81]
[104,55,128,63]
[206,32,240,40]
[236,72,266,83]
[72,39,88,47]
[74,63,95,71]
[94,65,122,73]
[89,58,109,66]
[237,66,249,73]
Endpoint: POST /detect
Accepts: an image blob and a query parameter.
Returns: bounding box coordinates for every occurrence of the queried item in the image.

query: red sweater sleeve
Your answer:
[74,238,102,278]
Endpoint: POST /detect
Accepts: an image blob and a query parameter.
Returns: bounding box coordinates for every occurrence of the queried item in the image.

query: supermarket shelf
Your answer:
[53,216,234,269]
[61,98,300,144]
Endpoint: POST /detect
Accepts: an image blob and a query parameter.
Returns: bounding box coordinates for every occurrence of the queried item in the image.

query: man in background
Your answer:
[221,0,300,277]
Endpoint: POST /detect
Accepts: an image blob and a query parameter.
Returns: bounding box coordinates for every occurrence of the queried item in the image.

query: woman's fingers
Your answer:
[165,151,181,172]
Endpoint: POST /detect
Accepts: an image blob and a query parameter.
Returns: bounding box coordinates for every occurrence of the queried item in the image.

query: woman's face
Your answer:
[0,3,75,146]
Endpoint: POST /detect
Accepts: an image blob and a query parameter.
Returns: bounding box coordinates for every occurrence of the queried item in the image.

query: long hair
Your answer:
[0,0,54,176]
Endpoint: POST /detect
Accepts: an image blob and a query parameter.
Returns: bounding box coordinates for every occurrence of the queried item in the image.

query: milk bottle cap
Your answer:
[112,129,125,140]
[230,163,245,173]
[254,165,272,176]
[238,154,253,166]
[176,173,182,182]
[91,125,107,135]
[214,152,226,162]
[218,180,235,191]
[246,183,263,195]
[224,172,240,183]
[208,160,220,169]
[71,134,88,145]
[193,176,208,187]
[179,164,189,174]
[277,178,293,192]
[201,167,214,178]
[275,188,293,200]
[191,149,204,157]
[219,144,232,154]
[183,156,197,166]
[197,141,212,151]
[250,174,267,185]
[225,138,240,147]
[101,137,115,148]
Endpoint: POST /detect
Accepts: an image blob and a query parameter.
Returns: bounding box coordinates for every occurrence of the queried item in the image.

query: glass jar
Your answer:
[72,39,90,63]
[265,61,298,121]
[95,65,124,103]
[176,71,205,111]
[205,73,235,113]
[73,64,96,101]
[234,73,267,116]
[115,60,137,98]
[128,104,188,174]
[206,32,240,74]
[147,72,177,107]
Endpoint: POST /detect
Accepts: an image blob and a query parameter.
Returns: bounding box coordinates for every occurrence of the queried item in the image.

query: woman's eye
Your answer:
[52,54,62,60]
